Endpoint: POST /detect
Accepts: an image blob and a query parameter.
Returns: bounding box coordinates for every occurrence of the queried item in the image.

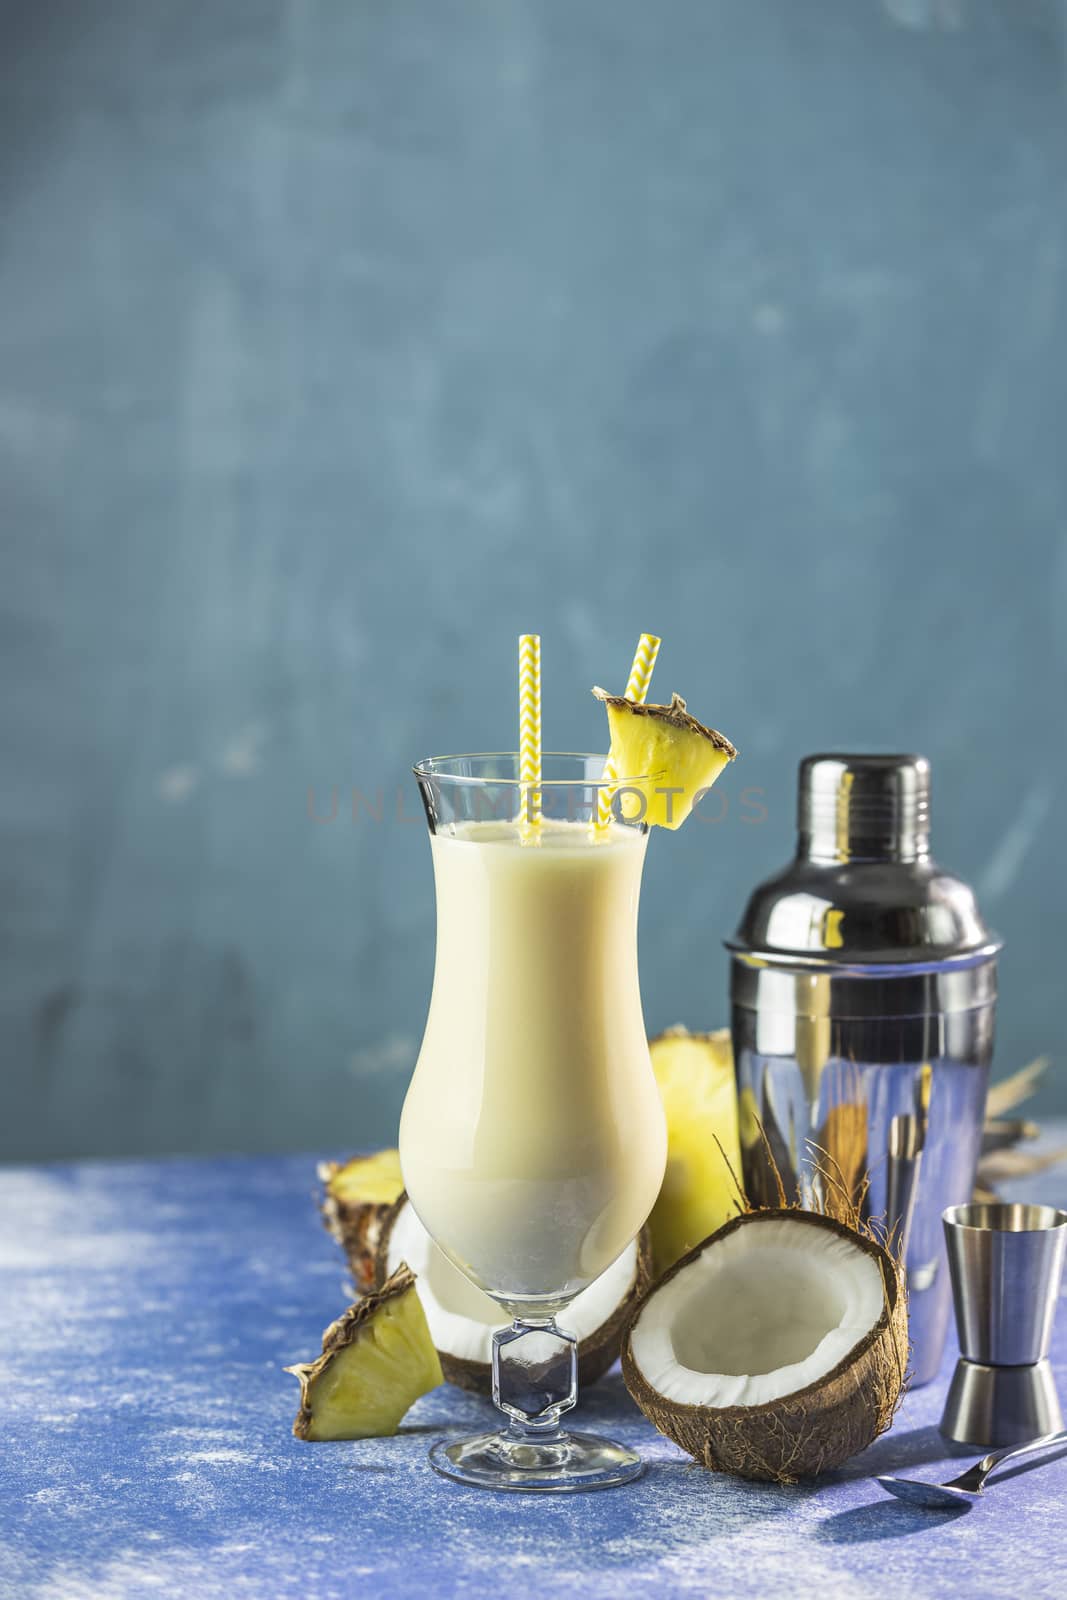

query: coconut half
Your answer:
[377,1193,651,1394]
[622,1209,907,1482]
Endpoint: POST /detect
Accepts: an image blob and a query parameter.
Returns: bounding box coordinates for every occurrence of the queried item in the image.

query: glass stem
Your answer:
[492,1316,578,1442]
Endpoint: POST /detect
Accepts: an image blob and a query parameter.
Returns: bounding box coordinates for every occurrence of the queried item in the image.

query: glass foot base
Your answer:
[429,1429,644,1493]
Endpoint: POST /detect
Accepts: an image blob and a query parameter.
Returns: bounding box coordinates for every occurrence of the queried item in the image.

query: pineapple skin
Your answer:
[318,1149,405,1294]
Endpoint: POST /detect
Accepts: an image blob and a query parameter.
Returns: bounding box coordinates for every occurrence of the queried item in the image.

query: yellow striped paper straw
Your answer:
[596,632,661,828]
[518,633,542,833]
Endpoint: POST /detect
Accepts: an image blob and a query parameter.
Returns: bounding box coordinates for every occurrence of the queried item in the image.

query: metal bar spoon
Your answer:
[876,1429,1067,1509]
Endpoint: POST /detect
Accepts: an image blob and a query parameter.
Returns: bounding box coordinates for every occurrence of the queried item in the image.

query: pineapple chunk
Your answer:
[647,1026,743,1273]
[593,689,737,829]
[318,1149,404,1293]
[286,1263,442,1440]
[325,1149,403,1206]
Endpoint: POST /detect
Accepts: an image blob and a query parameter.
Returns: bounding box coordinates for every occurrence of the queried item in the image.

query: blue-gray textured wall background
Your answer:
[3,0,1066,1161]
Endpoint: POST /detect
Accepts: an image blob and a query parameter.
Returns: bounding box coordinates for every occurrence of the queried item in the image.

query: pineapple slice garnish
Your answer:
[593,688,737,829]
[647,1026,743,1274]
[318,1149,404,1294]
[286,1263,442,1440]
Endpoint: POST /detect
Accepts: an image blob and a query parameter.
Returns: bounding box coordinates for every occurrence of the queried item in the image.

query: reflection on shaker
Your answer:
[816,1059,867,1222]
[886,1063,930,1263]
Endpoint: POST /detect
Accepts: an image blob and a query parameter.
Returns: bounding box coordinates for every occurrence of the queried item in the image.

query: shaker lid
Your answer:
[726,753,1001,971]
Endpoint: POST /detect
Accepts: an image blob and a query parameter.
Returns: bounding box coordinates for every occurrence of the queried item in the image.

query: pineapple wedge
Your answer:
[647,1026,743,1274]
[286,1263,442,1440]
[318,1149,404,1293]
[593,689,737,829]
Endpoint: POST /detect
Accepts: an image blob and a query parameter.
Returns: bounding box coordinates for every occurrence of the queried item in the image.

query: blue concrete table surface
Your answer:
[2,1137,1066,1600]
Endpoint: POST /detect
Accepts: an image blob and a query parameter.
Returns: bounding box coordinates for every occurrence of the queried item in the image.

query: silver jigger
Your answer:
[940,1202,1067,1447]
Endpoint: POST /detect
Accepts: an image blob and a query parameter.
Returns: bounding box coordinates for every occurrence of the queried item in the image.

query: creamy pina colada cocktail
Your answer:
[403,632,736,1492]
[400,817,666,1311]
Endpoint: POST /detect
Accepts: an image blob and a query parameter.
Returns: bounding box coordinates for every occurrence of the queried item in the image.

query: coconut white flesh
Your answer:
[629,1218,885,1408]
[386,1200,639,1363]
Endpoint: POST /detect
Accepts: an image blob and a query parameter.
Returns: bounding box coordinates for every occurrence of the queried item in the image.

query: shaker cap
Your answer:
[799,753,929,863]
[727,753,1000,971]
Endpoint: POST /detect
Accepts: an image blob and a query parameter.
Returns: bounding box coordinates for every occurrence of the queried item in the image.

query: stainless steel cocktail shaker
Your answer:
[727,754,1001,1385]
